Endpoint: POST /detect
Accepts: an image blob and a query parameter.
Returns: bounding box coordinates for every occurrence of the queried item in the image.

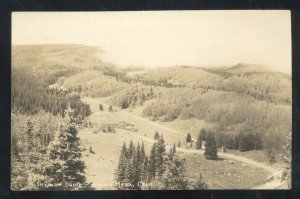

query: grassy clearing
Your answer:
[83,97,188,146]
[226,149,283,168]
[180,152,270,189]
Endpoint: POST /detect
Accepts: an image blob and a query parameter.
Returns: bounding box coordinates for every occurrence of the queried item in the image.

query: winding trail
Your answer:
[83,97,286,189]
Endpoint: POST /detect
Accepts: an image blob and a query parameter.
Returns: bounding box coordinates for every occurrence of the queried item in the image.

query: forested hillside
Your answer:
[11,56,92,190]
[91,65,291,152]
[47,55,291,152]
[11,44,291,190]
[12,66,91,118]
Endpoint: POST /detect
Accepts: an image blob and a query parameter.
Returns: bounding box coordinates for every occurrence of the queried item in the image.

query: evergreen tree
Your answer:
[154,131,160,141]
[115,142,127,186]
[124,158,134,189]
[173,143,176,154]
[169,148,174,160]
[147,143,157,181]
[141,155,149,182]
[239,133,248,152]
[186,133,192,142]
[233,135,240,150]
[43,110,91,190]
[178,140,181,148]
[131,149,140,189]
[196,133,202,150]
[140,142,146,162]
[136,142,141,164]
[99,103,104,111]
[186,133,192,148]
[204,131,218,160]
[127,140,134,158]
[155,135,166,175]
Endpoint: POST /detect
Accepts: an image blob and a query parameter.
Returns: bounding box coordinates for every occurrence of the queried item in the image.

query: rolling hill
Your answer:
[12,44,292,148]
[11,44,291,190]
[12,44,106,68]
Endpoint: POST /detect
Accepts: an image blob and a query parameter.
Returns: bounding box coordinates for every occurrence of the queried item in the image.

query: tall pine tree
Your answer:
[204,131,218,160]
[115,142,127,186]
[147,143,157,181]
[196,132,202,150]
[173,143,176,153]
[43,108,91,190]
[155,134,166,176]
[186,133,192,148]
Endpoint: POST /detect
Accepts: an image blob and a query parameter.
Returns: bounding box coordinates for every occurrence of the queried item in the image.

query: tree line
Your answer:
[111,87,155,109]
[193,129,264,153]
[115,133,208,190]
[143,93,289,151]
[101,66,290,105]
[12,67,91,120]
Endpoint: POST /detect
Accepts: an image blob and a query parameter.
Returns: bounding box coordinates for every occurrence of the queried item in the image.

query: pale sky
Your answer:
[12,11,291,74]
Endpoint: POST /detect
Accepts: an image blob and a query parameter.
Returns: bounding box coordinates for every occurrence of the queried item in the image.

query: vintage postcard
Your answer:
[11,11,291,190]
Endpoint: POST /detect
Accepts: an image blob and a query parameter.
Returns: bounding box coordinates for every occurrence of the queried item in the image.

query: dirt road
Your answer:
[82,97,286,189]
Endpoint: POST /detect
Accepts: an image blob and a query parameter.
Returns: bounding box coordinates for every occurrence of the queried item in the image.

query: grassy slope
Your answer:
[141,66,223,87]
[62,69,128,97]
[181,152,269,189]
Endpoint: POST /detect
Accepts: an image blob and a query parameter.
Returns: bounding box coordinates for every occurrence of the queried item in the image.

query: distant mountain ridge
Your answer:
[12,44,288,75]
[12,44,291,104]
[223,63,270,73]
[12,44,106,68]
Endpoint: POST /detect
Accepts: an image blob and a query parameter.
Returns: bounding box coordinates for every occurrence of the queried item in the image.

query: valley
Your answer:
[11,44,291,190]
[78,96,284,189]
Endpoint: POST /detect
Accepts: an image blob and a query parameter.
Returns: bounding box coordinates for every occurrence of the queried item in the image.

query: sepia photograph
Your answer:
[11,11,291,190]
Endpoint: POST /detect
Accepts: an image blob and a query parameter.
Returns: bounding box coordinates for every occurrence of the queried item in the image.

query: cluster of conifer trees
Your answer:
[114,134,188,190]
[111,87,155,109]
[195,129,263,153]
[12,67,91,119]
[102,67,179,88]
[11,66,92,190]
[11,108,91,190]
